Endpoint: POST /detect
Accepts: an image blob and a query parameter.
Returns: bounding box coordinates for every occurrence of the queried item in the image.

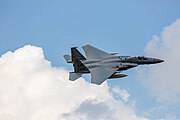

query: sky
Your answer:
[0,0,180,120]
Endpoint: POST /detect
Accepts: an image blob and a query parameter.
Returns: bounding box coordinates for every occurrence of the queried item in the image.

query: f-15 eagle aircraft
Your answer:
[63,44,164,85]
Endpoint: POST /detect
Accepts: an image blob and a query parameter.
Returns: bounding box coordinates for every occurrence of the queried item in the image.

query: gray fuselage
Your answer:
[79,56,164,74]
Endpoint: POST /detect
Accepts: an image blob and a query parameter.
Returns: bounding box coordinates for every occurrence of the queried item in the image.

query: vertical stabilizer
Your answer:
[71,47,89,73]
[71,47,86,61]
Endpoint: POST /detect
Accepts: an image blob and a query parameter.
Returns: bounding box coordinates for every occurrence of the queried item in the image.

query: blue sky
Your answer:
[1,0,180,119]
[1,0,180,62]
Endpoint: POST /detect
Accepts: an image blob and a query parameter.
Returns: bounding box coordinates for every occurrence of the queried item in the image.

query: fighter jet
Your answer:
[64,44,164,85]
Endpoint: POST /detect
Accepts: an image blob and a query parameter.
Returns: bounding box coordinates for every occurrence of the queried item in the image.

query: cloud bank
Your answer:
[1,19,180,120]
[138,19,180,118]
[0,45,147,120]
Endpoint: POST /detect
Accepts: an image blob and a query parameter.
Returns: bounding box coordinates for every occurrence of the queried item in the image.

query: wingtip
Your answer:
[82,44,92,47]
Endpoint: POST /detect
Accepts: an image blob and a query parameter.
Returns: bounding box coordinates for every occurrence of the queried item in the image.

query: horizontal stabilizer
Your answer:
[63,54,72,63]
[69,72,82,81]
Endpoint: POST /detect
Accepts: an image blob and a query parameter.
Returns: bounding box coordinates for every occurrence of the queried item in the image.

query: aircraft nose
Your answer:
[153,58,164,63]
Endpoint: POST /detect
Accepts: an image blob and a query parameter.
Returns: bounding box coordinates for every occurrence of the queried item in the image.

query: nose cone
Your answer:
[153,58,164,63]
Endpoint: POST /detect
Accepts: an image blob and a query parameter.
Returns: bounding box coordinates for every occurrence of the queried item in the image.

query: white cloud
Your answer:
[0,45,147,120]
[137,19,180,119]
[60,99,144,120]
[110,87,130,103]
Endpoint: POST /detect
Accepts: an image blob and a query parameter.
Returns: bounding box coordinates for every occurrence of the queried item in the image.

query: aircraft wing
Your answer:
[82,44,113,59]
[89,65,119,85]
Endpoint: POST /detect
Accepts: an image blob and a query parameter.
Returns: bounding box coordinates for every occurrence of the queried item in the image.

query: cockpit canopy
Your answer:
[138,56,148,60]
